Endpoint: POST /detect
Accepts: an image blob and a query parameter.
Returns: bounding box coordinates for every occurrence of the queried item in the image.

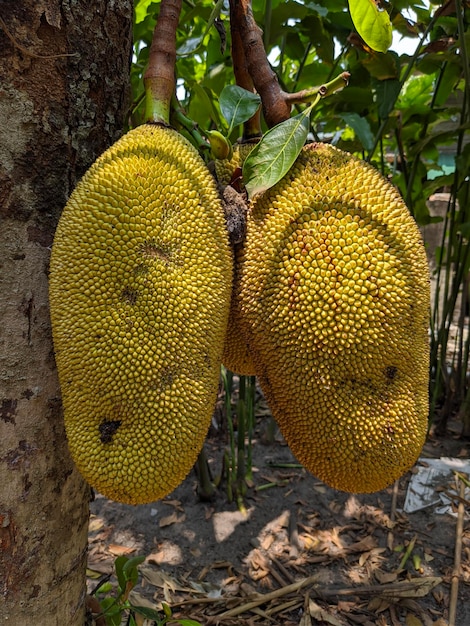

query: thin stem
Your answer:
[170,95,210,152]
[284,72,350,104]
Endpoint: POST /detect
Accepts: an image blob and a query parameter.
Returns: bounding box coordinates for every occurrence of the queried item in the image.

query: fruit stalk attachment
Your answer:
[143,0,183,124]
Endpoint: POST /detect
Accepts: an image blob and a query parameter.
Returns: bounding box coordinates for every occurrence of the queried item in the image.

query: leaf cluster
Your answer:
[91,555,201,626]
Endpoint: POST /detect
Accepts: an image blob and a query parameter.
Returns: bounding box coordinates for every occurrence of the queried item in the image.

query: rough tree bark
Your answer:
[0,2,132,623]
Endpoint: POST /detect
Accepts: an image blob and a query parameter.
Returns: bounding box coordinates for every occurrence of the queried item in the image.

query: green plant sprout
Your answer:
[91,555,202,626]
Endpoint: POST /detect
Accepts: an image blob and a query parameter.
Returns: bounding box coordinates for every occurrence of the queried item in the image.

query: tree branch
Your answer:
[229,0,291,128]
[143,0,183,124]
[229,1,349,129]
[229,2,262,139]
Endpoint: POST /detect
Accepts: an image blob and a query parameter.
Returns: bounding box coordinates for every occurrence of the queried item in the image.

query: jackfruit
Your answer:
[49,123,233,505]
[215,142,258,376]
[233,142,430,493]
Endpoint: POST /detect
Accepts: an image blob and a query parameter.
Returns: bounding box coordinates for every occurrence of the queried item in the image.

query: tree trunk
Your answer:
[0,2,132,623]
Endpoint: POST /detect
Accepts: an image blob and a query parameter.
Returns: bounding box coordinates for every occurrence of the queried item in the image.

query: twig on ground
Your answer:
[217,574,321,618]
[448,477,465,626]
[387,479,399,551]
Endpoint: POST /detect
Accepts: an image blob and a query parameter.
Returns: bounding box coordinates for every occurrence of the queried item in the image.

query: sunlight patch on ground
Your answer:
[212,507,254,542]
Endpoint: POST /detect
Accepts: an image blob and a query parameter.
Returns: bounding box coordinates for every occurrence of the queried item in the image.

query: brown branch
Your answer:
[229,0,291,128]
[229,1,349,129]
[143,0,183,124]
[229,7,262,139]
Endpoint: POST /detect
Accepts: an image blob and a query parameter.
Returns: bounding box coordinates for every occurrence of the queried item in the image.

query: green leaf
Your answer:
[374,78,402,119]
[219,85,261,135]
[95,581,113,595]
[175,620,204,626]
[122,555,145,575]
[114,556,129,592]
[177,37,203,56]
[122,555,145,588]
[134,0,157,24]
[244,107,312,199]
[132,605,164,620]
[348,0,392,53]
[99,598,122,626]
[340,112,374,151]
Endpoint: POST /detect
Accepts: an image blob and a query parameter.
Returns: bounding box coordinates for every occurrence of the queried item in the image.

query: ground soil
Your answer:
[87,397,470,626]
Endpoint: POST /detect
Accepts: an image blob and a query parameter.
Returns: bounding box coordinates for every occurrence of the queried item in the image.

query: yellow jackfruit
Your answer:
[49,123,232,505]
[234,142,430,493]
[215,142,258,376]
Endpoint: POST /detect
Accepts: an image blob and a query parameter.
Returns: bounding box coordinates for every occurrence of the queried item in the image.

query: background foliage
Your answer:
[132,0,470,433]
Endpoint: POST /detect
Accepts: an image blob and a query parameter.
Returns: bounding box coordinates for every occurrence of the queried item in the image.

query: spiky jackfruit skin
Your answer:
[49,124,232,505]
[235,142,430,493]
[214,142,255,188]
[215,142,258,375]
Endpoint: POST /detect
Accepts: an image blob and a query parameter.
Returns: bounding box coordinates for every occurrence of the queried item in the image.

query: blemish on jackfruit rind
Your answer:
[133,263,149,276]
[384,366,398,381]
[139,238,183,267]
[120,286,139,305]
[158,367,179,391]
[99,420,122,444]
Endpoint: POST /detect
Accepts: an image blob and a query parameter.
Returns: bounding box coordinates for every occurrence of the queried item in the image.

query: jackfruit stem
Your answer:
[284,72,351,105]
[171,96,211,154]
[143,0,182,124]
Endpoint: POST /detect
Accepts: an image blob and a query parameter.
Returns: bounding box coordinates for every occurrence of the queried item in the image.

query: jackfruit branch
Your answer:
[229,0,290,128]
[143,0,182,125]
[229,0,350,130]
[229,0,262,140]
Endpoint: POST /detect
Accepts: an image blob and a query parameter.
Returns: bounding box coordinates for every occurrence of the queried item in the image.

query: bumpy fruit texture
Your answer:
[214,141,254,188]
[235,143,430,493]
[215,142,258,376]
[49,124,232,504]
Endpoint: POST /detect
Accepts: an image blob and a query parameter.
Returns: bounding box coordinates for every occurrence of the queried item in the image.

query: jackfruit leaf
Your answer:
[177,36,203,56]
[134,0,157,24]
[244,107,312,199]
[219,85,261,135]
[177,0,224,56]
[374,78,402,119]
[304,2,329,17]
[362,51,399,80]
[340,113,374,151]
[348,0,392,53]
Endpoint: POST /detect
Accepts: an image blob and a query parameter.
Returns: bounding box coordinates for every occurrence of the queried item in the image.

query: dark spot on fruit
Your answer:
[140,239,183,267]
[384,366,398,381]
[140,239,173,261]
[158,367,179,391]
[120,286,138,304]
[99,420,121,444]
[133,263,149,276]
